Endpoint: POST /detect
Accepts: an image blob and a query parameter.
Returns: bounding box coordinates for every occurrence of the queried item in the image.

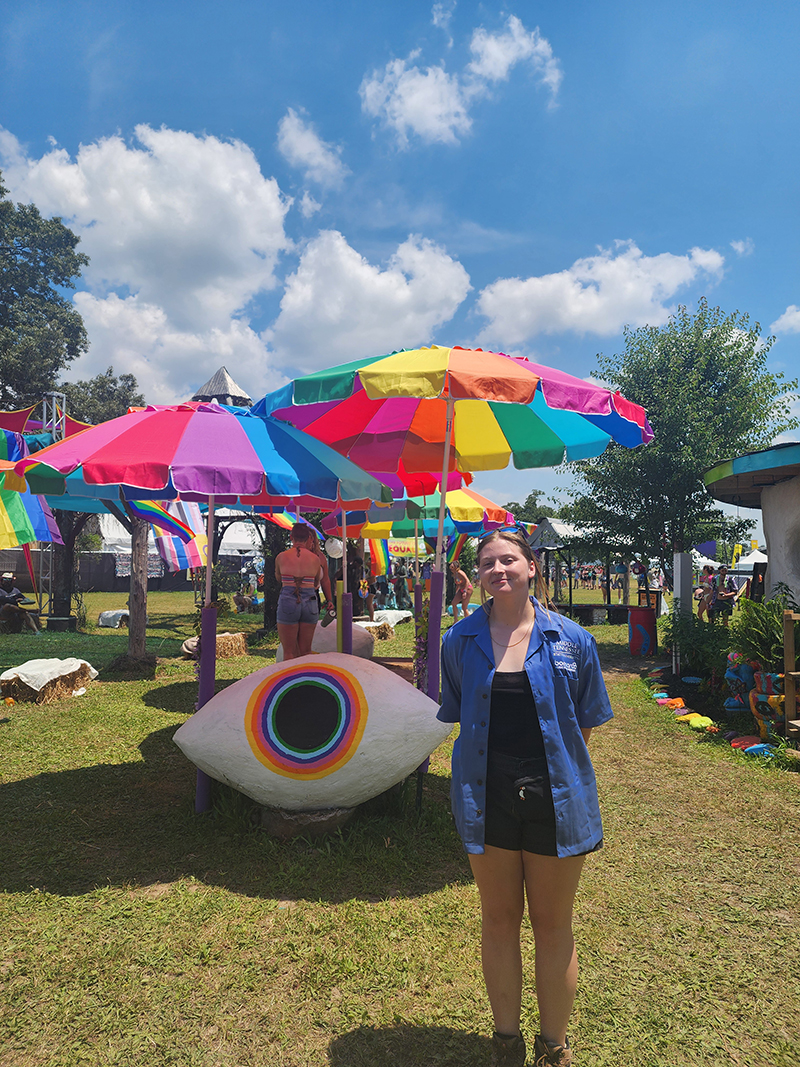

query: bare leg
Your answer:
[469,846,526,1036]
[297,621,316,656]
[523,851,585,1047]
[277,622,300,660]
[451,597,460,623]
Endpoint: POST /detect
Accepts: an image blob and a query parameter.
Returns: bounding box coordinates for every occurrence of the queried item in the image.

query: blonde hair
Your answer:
[475,529,556,611]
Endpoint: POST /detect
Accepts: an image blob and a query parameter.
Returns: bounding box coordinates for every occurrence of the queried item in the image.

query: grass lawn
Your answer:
[0,595,798,1066]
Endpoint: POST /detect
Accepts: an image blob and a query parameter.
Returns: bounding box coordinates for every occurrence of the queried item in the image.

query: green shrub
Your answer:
[728,586,800,672]
[660,608,730,676]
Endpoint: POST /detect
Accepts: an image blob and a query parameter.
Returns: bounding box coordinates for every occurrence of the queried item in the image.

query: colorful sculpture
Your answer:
[174,654,452,811]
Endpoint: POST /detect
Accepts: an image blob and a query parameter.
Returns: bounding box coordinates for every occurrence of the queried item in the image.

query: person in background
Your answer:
[709,565,737,625]
[695,565,715,621]
[0,573,38,633]
[439,530,613,1067]
[449,560,474,622]
[275,525,332,659]
[611,558,628,604]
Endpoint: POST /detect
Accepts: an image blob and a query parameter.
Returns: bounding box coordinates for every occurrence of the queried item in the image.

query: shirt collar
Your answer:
[458,597,563,665]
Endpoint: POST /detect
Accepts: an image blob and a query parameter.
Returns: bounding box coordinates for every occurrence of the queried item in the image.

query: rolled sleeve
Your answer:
[575,634,614,729]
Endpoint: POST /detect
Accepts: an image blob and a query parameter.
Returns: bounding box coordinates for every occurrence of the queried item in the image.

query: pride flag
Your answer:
[155,530,208,571]
[0,430,62,549]
[127,499,198,542]
[128,500,208,573]
[446,533,470,564]
[368,539,390,577]
[261,511,323,539]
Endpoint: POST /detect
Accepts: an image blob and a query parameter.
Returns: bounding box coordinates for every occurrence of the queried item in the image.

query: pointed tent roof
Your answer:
[191,366,251,407]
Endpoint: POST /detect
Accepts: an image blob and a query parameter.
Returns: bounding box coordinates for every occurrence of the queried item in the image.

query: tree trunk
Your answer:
[128,517,149,659]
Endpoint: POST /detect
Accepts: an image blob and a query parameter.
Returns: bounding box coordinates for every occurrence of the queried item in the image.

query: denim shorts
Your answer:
[276,589,319,625]
[483,751,558,855]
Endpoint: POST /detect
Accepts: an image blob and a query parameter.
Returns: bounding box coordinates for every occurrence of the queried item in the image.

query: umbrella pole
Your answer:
[434,396,455,573]
[195,496,217,814]
[341,508,353,654]
[414,519,420,585]
[427,395,455,701]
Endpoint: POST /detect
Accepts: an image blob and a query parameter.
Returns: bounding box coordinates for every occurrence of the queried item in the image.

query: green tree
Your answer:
[565,300,798,571]
[61,367,145,424]
[0,174,89,408]
[502,488,560,522]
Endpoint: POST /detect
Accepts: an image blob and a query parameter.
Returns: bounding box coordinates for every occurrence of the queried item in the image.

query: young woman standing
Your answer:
[439,531,613,1067]
[274,524,333,659]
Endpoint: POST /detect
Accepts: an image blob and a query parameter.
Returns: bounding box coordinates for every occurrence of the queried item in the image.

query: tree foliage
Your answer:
[0,175,89,408]
[565,300,798,567]
[61,367,145,424]
[503,488,561,522]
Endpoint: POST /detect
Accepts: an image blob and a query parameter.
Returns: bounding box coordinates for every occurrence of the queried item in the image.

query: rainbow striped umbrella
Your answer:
[320,487,512,538]
[262,344,653,476]
[15,402,390,511]
[260,344,653,699]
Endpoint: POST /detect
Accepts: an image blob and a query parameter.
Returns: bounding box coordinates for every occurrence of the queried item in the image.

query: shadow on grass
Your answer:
[0,724,467,902]
[327,1025,489,1067]
[139,676,244,714]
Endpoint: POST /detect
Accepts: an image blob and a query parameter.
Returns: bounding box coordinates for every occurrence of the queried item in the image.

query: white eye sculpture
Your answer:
[173,653,452,811]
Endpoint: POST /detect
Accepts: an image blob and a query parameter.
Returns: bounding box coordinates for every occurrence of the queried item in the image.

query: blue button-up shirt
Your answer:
[438,600,613,857]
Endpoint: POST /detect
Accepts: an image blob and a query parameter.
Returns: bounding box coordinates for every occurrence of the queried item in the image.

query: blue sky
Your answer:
[1,0,798,523]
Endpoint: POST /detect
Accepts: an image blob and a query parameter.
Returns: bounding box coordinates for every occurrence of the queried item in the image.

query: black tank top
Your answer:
[488,670,545,758]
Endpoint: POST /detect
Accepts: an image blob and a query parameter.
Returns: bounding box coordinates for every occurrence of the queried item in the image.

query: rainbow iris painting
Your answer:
[244,662,368,780]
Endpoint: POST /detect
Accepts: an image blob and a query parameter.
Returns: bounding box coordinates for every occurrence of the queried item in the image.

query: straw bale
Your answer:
[0,662,94,705]
[215,632,248,658]
[362,622,395,641]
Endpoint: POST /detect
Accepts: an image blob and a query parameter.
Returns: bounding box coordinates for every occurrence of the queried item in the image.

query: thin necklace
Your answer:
[490,619,533,648]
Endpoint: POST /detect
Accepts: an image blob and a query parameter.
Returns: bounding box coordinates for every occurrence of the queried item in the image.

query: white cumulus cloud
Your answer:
[770,305,800,335]
[432,1,456,45]
[299,191,322,217]
[0,124,292,402]
[730,237,754,256]
[360,15,561,147]
[72,292,288,405]
[276,108,349,189]
[360,55,470,147]
[468,15,562,98]
[264,230,471,370]
[477,241,725,345]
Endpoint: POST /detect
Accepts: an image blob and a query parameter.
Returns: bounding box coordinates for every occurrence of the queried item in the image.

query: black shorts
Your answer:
[483,752,558,855]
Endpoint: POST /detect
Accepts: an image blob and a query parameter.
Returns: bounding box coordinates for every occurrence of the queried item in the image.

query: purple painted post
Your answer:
[341,592,353,655]
[194,604,217,813]
[426,568,444,702]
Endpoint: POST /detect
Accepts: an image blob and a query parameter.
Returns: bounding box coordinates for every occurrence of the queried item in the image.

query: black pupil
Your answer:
[272,684,341,752]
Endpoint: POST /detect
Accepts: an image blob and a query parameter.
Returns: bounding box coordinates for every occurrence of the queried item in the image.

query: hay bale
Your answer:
[362,622,395,641]
[0,658,98,704]
[215,632,248,658]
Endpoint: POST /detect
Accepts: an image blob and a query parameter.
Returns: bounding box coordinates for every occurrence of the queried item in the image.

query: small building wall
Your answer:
[762,475,800,603]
